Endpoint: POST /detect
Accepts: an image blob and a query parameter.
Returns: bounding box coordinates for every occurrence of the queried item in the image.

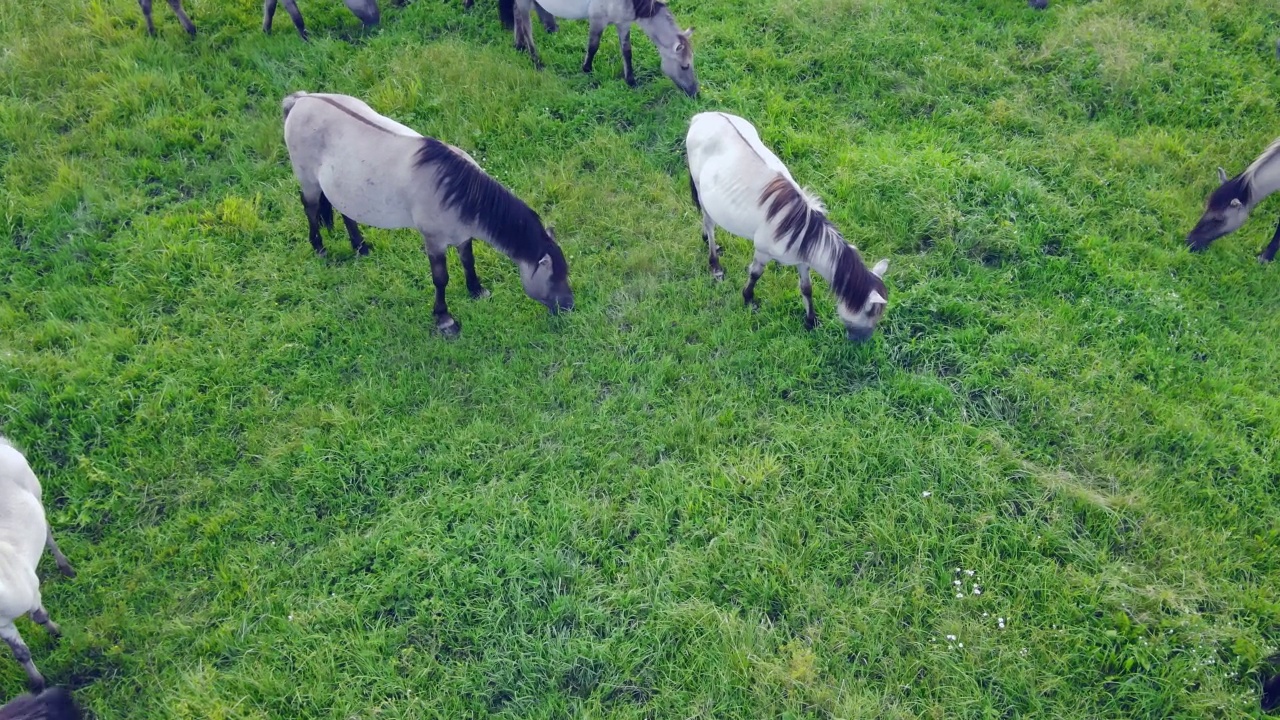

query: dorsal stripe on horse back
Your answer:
[305,95,398,134]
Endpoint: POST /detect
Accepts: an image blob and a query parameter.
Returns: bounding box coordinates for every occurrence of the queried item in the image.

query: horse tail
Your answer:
[688,170,702,212]
[498,0,515,28]
[282,91,307,121]
[0,688,82,720]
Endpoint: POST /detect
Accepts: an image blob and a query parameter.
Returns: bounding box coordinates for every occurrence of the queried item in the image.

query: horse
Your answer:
[138,0,196,36]
[1186,136,1280,262]
[497,0,697,96]
[263,0,381,40]
[0,688,80,720]
[0,438,76,693]
[281,92,575,336]
[685,112,891,342]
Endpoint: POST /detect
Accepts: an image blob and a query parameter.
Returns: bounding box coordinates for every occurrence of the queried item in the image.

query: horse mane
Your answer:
[1207,173,1251,211]
[760,175,884,308]
[631,0,663,19]
[0,688,82,720]
[413,139,566,281]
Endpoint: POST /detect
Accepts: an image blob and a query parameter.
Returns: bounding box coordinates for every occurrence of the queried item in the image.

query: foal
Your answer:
[0,438,76,692]
[686,112,891,342]
[1186,136,1280,262]
[138,0,196,36]
[498,0,697,96]
[282,92,574,336]
[263,0,381,40]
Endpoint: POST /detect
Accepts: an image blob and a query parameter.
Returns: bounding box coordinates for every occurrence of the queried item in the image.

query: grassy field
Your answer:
[2,0,1280,716]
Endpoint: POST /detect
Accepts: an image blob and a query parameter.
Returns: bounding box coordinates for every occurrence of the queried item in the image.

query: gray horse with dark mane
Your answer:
[498,0,697,96]
[281,92,575,335]
[1186,137,1280,262]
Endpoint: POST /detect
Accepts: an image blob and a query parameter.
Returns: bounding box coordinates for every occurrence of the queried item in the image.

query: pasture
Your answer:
[2,0,1279,716]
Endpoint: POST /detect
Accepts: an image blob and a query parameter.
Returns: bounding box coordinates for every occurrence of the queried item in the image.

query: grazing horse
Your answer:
[263,0,381,40]
[686,112,891,342]
[1186,136,1280,262]
[0,438,76,693]
[498,0,697,96]
[138,0,196,36]
[0,688,81,720]
[281,92,575,335]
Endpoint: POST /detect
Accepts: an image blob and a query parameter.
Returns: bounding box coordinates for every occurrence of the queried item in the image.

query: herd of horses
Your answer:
[4,0,1280,714]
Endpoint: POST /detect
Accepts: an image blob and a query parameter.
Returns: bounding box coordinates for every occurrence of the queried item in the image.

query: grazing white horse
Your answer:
[281,91,575,336]
[686,111,891,342]
[0,437,75,692]
[498,0,697,96]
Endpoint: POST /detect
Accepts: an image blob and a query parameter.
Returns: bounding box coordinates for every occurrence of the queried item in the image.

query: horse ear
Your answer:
[868,290,887,306]
[539,253,553,267]
[1217,166,1229,184]
[871,258,889,277]
[683,27,693,37]
[1229,198,1243,208]
[547,226,557,241]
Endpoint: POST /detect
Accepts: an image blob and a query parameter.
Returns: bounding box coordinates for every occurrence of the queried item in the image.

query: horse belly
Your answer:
[534,0,590,20]
[697,171,766,242]
[318,162,416,230]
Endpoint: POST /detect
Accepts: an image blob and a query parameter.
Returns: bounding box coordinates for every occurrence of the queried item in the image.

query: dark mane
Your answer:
[760,175,884,308]
[414,139,565,281]
[631,0,662,19]
[1207,173,1251,210]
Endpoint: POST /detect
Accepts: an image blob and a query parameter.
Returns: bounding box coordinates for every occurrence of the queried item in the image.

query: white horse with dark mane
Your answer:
[686,112,891,342]
[498,0,697,96]
[1,437,75,692]
[281,91,575,336]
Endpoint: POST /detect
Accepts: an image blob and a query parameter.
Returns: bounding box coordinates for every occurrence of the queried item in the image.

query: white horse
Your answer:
[686,112,891,342]
[281,91,575,336]
[498,0,697,96]
[0,437,76,692]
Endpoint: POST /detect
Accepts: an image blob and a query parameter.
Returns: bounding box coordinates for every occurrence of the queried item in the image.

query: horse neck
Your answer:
[804,226,852,285]
[1244,139,1280,207]
[635,6,677,44]
[468,215,543,268]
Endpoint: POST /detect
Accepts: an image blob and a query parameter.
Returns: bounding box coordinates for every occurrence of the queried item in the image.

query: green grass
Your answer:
[2,0,1280,716]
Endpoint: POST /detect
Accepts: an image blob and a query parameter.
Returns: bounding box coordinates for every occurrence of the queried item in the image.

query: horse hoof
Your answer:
[356,244,371,256]
[804,317,816,331]
[438,318,461,336]
[711,269,724,281]
[59,563,76,579]
[471,288,491,300]
[1259,254,1273,264]
[624,76,637,88]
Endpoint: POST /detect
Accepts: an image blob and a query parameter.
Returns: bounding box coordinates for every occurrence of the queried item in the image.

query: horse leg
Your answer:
[513,1,542,69]
[423,237,460,336]
[617,24,635,86]
[341,214,370,256]
[463,0,472,8]
[263,0,278,32]
[139,0,156,35]
[280,0,309,40]
[583,17,606,73]
[457,240,488,299]
[1258,217,1280,263]
[742,251,768,309]
[45,529,75,579]
[30,607,60,640]
[534,2,558,32]
[1,623,44,692]
[299,191,328,255]
[798,265,815,329]
[701,207,722,281]
[166,0,196,36]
